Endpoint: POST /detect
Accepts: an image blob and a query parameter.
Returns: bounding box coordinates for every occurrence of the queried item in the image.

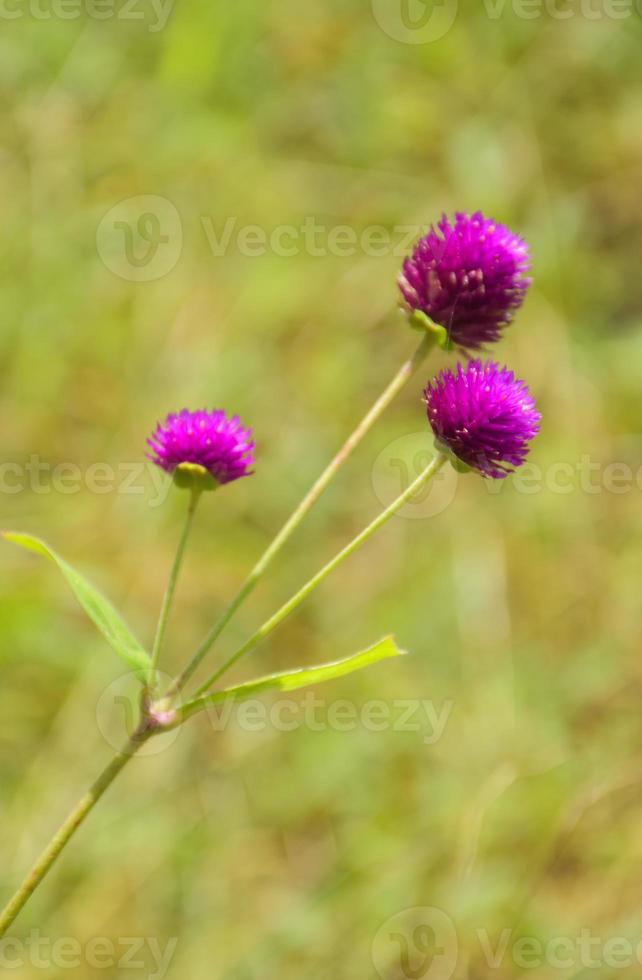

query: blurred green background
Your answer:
[1,2,642,977]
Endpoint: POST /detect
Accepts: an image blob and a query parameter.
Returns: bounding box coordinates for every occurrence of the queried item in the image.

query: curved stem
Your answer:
[150,488,200,677]
[189,452,448,701]
[170,333,434,697]
[0,735,145,938]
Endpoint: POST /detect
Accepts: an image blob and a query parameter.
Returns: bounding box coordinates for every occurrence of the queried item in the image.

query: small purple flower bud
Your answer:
[424,360,541,479]
[399,211,531,350]
[147,409,254,488]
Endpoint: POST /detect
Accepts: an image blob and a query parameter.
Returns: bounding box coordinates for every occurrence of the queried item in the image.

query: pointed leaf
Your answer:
[3,531,151,680]
[183,635,406,720]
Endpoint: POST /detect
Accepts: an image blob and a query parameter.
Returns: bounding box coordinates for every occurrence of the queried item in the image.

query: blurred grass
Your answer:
[1,2,642,978]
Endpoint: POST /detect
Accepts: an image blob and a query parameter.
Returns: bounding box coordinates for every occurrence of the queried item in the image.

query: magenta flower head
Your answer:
[424,360,540,479]
[399,212,531,350]
[147,409,254,490]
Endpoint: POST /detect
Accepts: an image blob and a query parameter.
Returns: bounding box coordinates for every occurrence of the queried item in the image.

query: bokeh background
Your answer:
[1,3,642,977]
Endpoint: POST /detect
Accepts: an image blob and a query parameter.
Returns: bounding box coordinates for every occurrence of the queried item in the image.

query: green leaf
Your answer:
[183,635,406,720]
[2,531,152,681]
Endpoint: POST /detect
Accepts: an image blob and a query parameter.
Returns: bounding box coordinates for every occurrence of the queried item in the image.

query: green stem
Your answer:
[170,333,434,697]
[189,452,448,701]
[150,488,200,677]
[0,736,145,938]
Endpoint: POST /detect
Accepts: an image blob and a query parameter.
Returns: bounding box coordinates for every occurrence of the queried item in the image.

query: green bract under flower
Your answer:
[173,462,219,492]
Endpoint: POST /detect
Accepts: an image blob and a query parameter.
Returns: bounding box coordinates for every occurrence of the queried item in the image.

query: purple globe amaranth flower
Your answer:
[399,211,531,350]
[424,360,541,479]
[147,409,254,488]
